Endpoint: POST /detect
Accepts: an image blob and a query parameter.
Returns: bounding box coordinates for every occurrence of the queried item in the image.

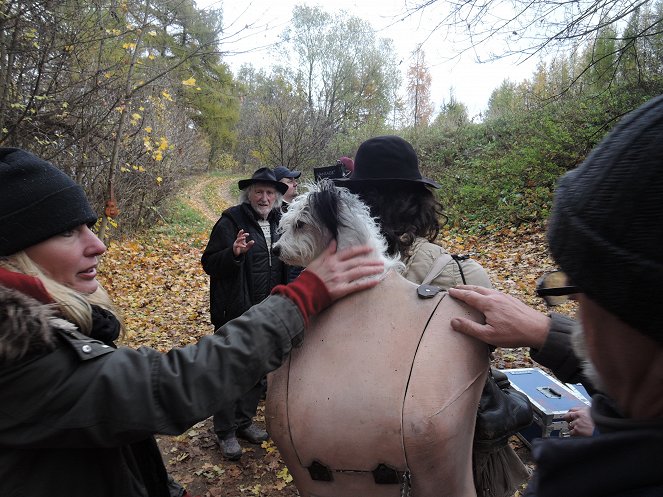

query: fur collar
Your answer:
[0,285,63,364]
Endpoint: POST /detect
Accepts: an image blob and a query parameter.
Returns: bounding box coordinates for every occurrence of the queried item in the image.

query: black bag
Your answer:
[415,255,533,448]
[474,367,534,449]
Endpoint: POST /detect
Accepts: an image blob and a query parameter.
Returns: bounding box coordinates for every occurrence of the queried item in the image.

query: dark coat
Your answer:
[201,203,288,328]
[524,395,663,497]
[0,285,304,497]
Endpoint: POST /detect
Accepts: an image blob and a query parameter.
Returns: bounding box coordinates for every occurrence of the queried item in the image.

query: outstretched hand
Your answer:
[305,241,383,301]
[233,229,255,257]
[448,285,551,349]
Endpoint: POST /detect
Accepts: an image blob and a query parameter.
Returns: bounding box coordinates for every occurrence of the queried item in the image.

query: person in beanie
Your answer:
[200,167,290,459]
[451,95,663,496]
[0,148,384,497]
[337,156,354,177]
[273,165,301,210]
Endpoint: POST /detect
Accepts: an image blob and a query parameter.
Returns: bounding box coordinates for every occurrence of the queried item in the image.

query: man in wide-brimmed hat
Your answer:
[201,167,289,460]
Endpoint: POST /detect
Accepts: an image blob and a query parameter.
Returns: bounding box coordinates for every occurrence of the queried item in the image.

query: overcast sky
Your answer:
[200,0,541,118]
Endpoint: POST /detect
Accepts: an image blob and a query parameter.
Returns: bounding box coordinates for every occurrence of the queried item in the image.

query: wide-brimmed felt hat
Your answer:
[273,165,301,181]
[238,167,288,194]
[335,135,439,189]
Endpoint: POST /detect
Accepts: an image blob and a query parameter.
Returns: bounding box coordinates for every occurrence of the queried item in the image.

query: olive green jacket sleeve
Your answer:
[0,294,303,448]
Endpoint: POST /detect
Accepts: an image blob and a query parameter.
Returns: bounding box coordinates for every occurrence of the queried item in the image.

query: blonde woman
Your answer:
[0,148,382,497]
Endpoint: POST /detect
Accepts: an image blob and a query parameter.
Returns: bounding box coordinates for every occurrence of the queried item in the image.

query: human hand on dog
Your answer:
[564,406,594,437]
[233,229,255,257]
[449,285,550,349]
[306,240,383,301]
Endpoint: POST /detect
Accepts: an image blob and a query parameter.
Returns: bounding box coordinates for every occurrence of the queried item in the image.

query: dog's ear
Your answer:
[310,181,340,241]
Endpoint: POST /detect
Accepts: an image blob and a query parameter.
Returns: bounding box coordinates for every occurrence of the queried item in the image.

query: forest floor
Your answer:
[98,174,571,497]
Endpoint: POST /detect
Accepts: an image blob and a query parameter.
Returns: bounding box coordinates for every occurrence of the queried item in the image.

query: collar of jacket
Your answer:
[0,285,57,364]
[591,393,663,433]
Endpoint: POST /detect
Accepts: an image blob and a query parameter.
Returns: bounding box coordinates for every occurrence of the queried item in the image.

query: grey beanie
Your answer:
[0,148,98,256]
[547,94,663,344]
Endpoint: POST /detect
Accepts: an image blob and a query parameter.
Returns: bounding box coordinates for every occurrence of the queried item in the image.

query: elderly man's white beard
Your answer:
[571,321,607,394]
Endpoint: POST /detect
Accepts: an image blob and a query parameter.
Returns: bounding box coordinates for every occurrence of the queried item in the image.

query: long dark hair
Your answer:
[350,182,447,257]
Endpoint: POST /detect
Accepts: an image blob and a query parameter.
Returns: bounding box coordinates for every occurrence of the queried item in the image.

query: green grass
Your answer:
[202,180,228,214]
[155,196,211,239]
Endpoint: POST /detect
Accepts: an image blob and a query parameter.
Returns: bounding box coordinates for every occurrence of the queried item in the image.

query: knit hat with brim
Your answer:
[238,167,288,195]
[0,148,98,256]
[335,135,440,189]
[547,94,663,344]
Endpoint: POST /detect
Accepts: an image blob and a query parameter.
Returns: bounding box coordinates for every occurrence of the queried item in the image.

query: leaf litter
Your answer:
[97,177,572,496]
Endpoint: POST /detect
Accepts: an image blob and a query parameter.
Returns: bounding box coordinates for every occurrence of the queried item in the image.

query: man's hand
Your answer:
[564,406,595,437]
[448,285,550,349]
[233,229,255,257]
[306,241,383,301]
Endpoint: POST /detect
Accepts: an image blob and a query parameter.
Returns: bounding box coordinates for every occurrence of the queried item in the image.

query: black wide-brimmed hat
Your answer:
[335,135,440,188]
[238,167,288,194]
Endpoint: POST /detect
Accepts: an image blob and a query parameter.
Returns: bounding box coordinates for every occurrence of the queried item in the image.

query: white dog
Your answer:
[268,180,488,497]
[273,179,402,275]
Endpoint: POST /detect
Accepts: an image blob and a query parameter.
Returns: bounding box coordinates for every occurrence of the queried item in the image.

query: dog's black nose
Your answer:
[272,245,281,257]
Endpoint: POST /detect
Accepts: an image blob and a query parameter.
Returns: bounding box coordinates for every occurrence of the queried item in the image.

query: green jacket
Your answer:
[0,285,303,497]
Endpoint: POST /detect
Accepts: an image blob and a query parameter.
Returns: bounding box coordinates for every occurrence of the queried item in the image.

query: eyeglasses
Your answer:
[536,271,580,306]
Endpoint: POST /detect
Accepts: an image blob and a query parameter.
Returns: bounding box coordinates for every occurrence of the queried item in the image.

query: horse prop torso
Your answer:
[266,270,489,497]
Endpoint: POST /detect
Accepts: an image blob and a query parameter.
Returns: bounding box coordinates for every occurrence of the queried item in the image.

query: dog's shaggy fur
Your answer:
[273,180,403,276]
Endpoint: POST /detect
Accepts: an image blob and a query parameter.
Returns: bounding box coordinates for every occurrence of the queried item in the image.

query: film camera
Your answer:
[313,160,352,182]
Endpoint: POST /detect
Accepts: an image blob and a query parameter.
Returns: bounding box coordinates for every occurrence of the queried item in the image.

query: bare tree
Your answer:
[403,0,663,99]
[282,5,400,130]
[235,67,333,170]
[407,0,659,59]
[407,48,434,127]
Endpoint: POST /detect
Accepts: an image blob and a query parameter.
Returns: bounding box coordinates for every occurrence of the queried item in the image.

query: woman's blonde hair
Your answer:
[0,252,123,338]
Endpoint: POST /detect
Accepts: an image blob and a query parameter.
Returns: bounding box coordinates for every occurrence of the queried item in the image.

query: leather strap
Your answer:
[417,253,454,299]
[420,253,454,286]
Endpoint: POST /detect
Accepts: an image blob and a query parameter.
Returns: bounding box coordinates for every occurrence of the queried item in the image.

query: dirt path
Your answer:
[180,174,239,223]
[105,172,299,497]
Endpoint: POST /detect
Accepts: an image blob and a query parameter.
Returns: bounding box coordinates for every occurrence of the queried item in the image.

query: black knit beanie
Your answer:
[0,148,98,256]
[547,95,663,344]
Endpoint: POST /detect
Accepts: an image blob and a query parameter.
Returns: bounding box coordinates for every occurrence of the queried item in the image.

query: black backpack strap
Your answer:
[452,254,469,285]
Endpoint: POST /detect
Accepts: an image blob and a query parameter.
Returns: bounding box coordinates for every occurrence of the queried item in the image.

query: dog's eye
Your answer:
[294,221,305,230]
